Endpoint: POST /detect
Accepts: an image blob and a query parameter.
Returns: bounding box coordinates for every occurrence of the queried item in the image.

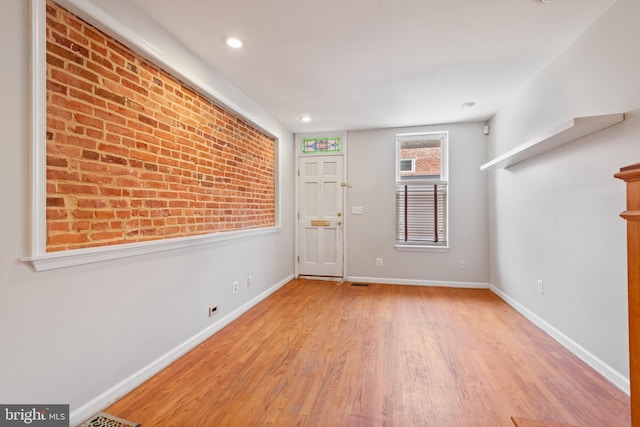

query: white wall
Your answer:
[488,0,640,388]
[0,0,294,424]
[346,122,489,286]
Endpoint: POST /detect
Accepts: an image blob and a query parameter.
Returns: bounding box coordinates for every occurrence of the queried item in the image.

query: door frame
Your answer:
[294,131,348,281]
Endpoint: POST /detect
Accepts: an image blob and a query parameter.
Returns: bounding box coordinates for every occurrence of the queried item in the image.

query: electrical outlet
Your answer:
[233,281,239,294]
[459,259,466,269]
[247,275,253,288]
[537,279,544,295]
[208,306,218,317]
[376,258,383,267]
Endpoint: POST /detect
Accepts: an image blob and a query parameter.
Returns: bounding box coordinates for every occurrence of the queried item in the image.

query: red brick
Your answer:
[51,31,89,58]
[90,41,108,57]
[48,221,71,232]
[91,231,122,241]
[52,95,93,115]
[121,78,148,97]
[88,59,119,82]
[94,87,126,105]
[47,208,68,220]
[46,53,65,68]
[138,114,158,128]
[47,156,68,168]
[62,13,82,31]
[74,113,103,129]
[106,40,136,63]
[78,160,109,174]
[101,154,128,166]
[58,183,99,195]
[105,123,135,138]
[68,29,89,47]
[101,187,123,197]
[90,221,110,231]
[96,210,116,219]
[82,173,114,186]
[69,88,107,108]
[47,105,73,121]
[130,149,157,163]
[47,233,89,245]
[51,69,92,92]
[84,26,105,45]
[47,169,80,181]
[47,197,66,207]
[98,142,129,157]
[71,209,94,219]
[77,198,107,209]
[86,129,104,140]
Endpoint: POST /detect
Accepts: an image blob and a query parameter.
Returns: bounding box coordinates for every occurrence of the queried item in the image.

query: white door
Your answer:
[298,155,344,277]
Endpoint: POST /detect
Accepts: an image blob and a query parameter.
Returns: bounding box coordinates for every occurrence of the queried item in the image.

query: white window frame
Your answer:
[22,0,282,271]
[399,158,416,173]
[396,132,448,184]
[394,131,449,250]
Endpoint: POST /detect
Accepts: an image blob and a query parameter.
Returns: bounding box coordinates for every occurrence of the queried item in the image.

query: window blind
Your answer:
[396,184,447,244]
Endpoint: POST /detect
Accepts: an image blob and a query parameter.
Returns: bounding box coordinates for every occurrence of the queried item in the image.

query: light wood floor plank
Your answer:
[106,280,630,426]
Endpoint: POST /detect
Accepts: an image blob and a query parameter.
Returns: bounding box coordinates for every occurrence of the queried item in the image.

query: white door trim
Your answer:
[294,131,348,280]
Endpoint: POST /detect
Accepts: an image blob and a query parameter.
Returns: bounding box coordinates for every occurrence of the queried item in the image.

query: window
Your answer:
[395,132,448,247]
[399,159,415,173]
[25,0,281,271]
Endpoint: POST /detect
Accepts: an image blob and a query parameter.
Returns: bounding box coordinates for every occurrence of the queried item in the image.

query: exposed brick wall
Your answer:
[400,147,441,177]
[45,0,276,252]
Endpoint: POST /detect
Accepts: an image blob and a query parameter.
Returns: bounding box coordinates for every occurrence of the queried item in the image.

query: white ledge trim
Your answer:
[21,227,280,271]
[481,113,625,170]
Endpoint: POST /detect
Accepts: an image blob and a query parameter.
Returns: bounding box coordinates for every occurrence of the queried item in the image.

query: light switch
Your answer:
[352,206,363,215]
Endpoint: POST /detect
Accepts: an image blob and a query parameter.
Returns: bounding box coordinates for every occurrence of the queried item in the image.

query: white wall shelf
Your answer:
[480,113,625,171]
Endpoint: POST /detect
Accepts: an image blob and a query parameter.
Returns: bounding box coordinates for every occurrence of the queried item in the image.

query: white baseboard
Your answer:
[489,284,630,395]
[69,274,294,427]
[346,276,490,289]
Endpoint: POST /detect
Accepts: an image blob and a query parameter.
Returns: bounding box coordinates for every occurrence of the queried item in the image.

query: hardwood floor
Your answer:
[106,279,630,426]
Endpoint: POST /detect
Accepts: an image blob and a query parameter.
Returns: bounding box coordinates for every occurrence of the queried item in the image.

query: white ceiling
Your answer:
[125,0,616,133]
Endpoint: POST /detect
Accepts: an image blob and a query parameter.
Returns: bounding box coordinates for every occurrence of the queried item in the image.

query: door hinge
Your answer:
[297,212,300,220]
[297,255,300,263]
[297,169,300,177]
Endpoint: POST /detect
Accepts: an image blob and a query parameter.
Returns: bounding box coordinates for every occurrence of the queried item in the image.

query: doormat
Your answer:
[78,412,141,427]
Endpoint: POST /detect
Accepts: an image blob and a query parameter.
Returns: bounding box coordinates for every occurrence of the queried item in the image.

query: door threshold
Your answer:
[298,275,344,283]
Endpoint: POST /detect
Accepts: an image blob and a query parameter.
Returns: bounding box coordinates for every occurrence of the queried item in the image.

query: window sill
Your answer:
[21,226,281,271]
[394,244,449,252]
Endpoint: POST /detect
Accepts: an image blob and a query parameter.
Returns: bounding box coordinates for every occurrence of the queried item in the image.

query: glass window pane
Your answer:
[399,139,441,180]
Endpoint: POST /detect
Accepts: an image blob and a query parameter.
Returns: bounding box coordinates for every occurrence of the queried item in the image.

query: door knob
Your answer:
[337,212,342,217]
[337,221,342,226]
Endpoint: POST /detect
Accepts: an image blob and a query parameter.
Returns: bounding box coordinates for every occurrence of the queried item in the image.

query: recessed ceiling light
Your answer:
[461,101,476,108]
[224,36,243,49]
[299,116,312,122]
